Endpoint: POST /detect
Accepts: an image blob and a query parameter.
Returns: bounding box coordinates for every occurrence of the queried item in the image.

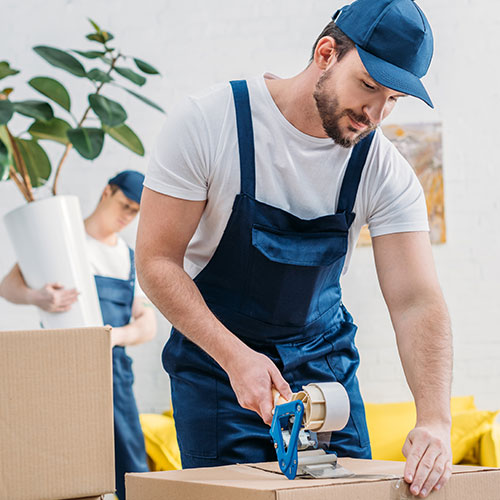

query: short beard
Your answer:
[313,69,375,148]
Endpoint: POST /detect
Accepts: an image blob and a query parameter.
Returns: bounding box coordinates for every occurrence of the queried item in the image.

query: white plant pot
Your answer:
[4,195,103,328]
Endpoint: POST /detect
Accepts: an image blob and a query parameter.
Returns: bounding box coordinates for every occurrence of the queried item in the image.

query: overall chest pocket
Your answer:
[98,286,133,306]
[95,278,134,327]
[245,224,347,327]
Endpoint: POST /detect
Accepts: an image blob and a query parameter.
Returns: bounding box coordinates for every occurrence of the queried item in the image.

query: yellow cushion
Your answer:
[450,395,476,413]
[451,410,499,463]
[460,439,480,465]
[479,423,500,467]
[365,400,416,461]
[139,410,182,471]
[365,396,493,463]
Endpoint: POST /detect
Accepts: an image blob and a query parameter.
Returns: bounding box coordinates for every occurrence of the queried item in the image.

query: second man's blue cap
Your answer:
[333,0,434,108]
[108,170,145,204]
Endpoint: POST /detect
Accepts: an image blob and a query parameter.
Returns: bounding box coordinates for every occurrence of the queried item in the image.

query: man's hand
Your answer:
[32,283,79,312]
[403,423,452,498]
[225,347,292,425]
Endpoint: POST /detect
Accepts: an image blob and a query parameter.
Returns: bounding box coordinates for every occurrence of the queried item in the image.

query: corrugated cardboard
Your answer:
[62,497,104,500]
[0,327,115,500]
[126,458,500,500]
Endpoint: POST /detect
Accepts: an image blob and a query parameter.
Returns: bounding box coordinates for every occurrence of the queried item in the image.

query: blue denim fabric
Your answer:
[164,80,374,468]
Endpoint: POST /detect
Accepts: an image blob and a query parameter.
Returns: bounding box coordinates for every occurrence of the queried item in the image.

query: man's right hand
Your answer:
[225,347,292,426]
[32,283,79,312]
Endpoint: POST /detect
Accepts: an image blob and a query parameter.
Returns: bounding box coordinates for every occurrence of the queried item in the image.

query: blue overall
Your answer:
[163,80,374,468]
[94,248,148,500]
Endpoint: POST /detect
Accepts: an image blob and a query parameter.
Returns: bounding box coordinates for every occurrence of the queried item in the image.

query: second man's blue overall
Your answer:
[163,80,375,468]
[95,248,148,500]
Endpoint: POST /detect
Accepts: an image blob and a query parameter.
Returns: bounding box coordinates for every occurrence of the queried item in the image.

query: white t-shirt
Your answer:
[145,75,429,278]
[85,234,143,297]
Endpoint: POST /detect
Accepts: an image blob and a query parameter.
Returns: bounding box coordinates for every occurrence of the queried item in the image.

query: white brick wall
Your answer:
[1,0,499,415]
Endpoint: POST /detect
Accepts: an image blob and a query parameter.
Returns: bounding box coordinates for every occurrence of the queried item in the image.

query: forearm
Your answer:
[137,257,250,371]
[112,306,157,347]
[392,292,453,426]
[0,264,38,305]
[374,232,453,495]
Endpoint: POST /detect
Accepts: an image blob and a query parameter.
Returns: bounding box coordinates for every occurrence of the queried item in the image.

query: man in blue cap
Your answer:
[137,0,451,497]
[0,169,155,500]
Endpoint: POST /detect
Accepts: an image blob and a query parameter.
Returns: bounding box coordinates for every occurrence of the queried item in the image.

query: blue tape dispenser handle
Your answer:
[269,399,305,480]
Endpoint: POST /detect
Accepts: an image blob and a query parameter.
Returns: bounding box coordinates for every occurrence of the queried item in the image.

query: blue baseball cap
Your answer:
[108,170,145,204]
[333,0,434,108]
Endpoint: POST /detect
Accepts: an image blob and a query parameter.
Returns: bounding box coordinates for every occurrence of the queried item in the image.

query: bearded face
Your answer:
[313,67,377,148]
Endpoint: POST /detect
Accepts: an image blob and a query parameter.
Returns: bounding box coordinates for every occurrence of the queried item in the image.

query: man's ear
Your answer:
[101,184,112,201]
[314,36,338,70]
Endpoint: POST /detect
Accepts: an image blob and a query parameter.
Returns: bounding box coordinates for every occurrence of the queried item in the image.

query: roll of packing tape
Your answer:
[293,382,350,432]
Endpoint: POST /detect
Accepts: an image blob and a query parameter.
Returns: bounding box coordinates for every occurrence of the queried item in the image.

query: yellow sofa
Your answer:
[140,396,500,471]
[139,410,182,471]
[365,395,500,466]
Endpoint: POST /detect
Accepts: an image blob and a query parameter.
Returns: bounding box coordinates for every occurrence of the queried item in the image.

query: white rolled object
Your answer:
[294,382,350,432]
[4,195,103,329]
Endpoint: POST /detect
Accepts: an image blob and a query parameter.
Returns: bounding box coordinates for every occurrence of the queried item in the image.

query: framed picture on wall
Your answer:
[358,122,445,246]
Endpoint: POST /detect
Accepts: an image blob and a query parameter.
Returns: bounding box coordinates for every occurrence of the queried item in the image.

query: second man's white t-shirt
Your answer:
[86,234,143,297]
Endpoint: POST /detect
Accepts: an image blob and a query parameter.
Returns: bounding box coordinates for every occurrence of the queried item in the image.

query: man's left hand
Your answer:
[402,423,452,498]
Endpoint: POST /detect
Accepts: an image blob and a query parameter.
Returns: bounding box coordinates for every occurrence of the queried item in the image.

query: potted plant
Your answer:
[0,19,164,328]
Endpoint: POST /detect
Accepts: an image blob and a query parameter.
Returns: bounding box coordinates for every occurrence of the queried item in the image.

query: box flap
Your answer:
[0,327,115,500]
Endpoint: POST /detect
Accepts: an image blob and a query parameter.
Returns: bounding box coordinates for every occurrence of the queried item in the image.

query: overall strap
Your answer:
[230,80,256,197]
[337,131,376,214]
[128,247,135,282]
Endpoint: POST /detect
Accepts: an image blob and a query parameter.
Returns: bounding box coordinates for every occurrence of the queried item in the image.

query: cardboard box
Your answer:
[126,458,500,499]
[62,498,104,500]
[62,497,104,500]
[0,327,115,500]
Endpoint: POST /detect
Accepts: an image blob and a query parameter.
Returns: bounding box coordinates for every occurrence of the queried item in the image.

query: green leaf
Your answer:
[72,49,105,59]
[67,127,104,159]
[86,33,105,43]
[0,100,14,124]
[0,61,20,80]
[101,31,114,42]
[0,136,10,180]
[98,55,114,65]
[0,136,8,160]
[86,68,113,83]
[104,123,144,156]
[0,125,10,149]
[28,77,71,112]
[88,93,127,127]
[13,100,54,122]
[86,31,114,44]
[28,117,71,144]
[15,138,51,187]
[114,67,146,86]
[1,88,14,97]
[133,58,160,75]
[0,124,13,180]
[123,87,165,113]
[34,46,86,77]
[88,18,101,32]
